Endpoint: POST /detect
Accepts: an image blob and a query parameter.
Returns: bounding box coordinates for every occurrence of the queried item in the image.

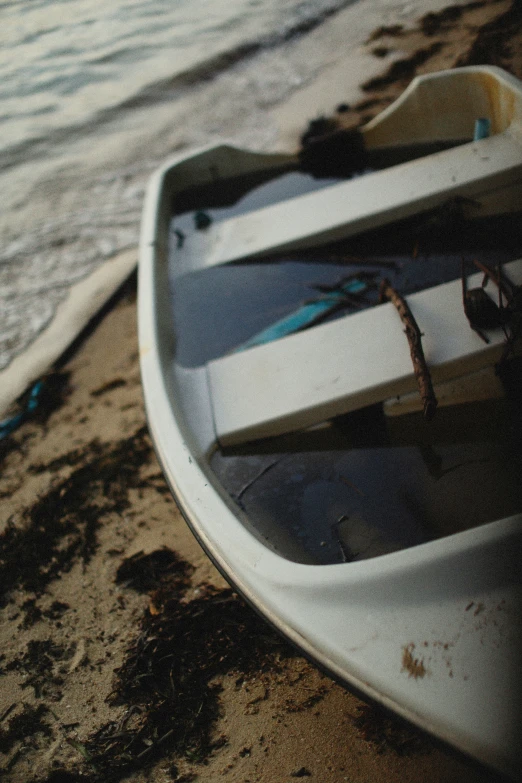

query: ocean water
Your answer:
[1,0,368,370]
[0,0,440,373]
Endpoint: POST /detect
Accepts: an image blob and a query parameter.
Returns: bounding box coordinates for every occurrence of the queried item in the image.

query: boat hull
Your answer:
[139,67,522,780]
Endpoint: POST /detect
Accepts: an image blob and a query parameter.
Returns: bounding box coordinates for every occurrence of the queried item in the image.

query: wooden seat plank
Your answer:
[207,260,522,446]
[181,134,522,270]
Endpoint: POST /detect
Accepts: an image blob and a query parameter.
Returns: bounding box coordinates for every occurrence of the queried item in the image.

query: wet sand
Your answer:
[1,3,521,782]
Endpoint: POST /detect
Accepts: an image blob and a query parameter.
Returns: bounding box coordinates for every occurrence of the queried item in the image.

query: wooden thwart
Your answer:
[207,260,522,447]
[183,133,522,269]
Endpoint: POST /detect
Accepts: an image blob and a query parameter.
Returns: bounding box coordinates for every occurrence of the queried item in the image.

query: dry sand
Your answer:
[1,2,521,782]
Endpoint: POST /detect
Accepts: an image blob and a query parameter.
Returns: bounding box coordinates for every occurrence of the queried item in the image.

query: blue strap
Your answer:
[235,279,367,352]
[0,380,44,440]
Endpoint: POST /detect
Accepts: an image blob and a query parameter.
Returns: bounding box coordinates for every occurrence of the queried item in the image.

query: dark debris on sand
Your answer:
[79,549,293,782]
[353,704,431,756]
[456,0,522,71]
[0,704,53,757]
[0,427,153,613]
[4,639,74,701]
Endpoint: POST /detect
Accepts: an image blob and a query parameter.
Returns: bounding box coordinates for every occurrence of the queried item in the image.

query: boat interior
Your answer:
[167,164,522,566]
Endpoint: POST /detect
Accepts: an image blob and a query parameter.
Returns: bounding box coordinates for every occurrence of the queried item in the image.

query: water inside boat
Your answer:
[168,167,522,566]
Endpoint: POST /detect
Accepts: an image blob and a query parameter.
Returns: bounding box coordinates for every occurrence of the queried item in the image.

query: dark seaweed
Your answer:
[0,433,25,473]
[20,599,71,630]
[5,639,73,700]
[456,1,522,72]
[421,2,485,36]
[362,43,444,91]
[366,24,404,42]
[81,549,293,781]
[0,427,153,608]
[115,548,193,593]
[20,598,43,629]
[46,601,70,620]
[299,127,368,178]
[30,373,72,426]
[0,703,52,755]
[90,379,127,398]
[353,704,430,756]
[300,116,340,147]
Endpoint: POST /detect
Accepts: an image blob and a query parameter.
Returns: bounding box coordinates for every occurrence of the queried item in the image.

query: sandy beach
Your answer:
[1,2,521,782]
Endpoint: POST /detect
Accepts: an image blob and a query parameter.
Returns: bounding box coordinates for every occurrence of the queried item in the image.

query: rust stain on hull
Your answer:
[402,643,428,679]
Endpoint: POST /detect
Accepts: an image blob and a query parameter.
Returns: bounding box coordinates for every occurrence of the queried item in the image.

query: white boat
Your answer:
[139,66,522,780]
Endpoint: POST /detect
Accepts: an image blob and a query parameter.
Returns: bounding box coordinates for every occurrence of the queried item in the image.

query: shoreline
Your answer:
[1,2,521,782]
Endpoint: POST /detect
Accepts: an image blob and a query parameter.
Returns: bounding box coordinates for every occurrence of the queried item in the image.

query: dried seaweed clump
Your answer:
[82,548,292,781]
[353,704,430,756]
[0,427,153,609]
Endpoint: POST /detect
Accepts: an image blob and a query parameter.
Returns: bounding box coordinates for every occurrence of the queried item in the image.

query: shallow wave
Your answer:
[0,0,353,169]
[0,0,361,372]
